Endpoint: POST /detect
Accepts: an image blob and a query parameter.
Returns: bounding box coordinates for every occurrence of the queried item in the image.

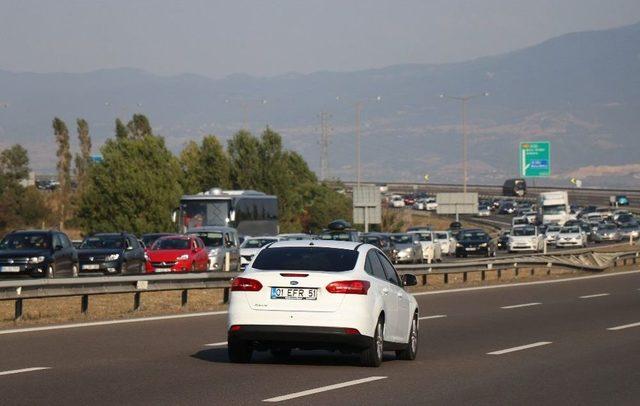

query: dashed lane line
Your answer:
[579,293,610,299]
[0,367,51,376]
[263,376,387,403]
[607,322,640,331]
[419,315,447,320]
[487,341,552,355]
[500,302,541,309]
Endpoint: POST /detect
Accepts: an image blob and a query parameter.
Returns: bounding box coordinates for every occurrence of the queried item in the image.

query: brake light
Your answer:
[231,277,263,292]
[229,325,241,332]
[280,273,308,277]
[344,328,360,335]
[325,280,370,295]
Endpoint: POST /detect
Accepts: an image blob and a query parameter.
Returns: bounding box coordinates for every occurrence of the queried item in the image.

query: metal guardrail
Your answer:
[1,248,638,322]
[1,272,240,321]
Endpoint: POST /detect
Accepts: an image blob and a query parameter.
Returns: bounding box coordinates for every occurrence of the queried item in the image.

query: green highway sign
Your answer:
[519,141,550,177]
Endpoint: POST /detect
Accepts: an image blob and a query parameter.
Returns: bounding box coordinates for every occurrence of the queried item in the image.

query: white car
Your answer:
[424,197,438,211]
[544,224,562,244]
[390,195,405,208]
[508,225,544,252]
[227,240,419,367]
[239,236,280,269]
[434,231,456,255]
[408,231,442,263]
[555,225,587,248]
[477,206,491,217]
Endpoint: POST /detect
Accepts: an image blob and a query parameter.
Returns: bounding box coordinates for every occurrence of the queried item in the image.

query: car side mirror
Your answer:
[402,274,418,287]
[126,246,133,251]
[54,245,63,251]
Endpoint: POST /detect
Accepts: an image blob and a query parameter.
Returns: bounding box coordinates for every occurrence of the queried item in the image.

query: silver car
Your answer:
[188,226,241,272]
[592,223,622,243]
[390,233,423,264]
[619,224,640,240]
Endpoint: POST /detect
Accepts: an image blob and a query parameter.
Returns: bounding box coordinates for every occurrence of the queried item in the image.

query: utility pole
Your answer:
[319,112,332,181]
[440,92,489,194]
[355,101,363,187]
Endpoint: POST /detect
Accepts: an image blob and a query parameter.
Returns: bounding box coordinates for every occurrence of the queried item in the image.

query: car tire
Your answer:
[228,338,253,363]
[120,261,127,275]
[271,348,292,361]
[46,265,55,279]
[190,262,196,272]
[71,263,79,278]
[396,316,418,361]
[361,317,384,367]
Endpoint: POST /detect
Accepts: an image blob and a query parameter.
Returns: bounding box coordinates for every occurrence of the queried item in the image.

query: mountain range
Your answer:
[1,21,639,187]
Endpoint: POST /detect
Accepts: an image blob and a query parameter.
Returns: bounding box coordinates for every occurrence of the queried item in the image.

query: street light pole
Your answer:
[355,101,363,187]
[440,92,489,194]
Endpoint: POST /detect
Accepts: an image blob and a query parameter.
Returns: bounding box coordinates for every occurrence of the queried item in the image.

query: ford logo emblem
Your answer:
[290,281,299,286]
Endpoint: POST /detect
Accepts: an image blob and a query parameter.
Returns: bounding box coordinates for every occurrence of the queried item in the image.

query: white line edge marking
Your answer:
[263,376,387,403]
[204,341,227,347]
[579,293,610,299]
[487,341,552,355]
[607,322,640,331]
[419,315,447,320]
[0,367,51,376]
[500,302,541,309]
[0,310,228,336]
[413,270,640,296]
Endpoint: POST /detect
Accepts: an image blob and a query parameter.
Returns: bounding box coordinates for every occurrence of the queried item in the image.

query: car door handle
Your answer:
[397,292,403,298]
[382,288,389,295]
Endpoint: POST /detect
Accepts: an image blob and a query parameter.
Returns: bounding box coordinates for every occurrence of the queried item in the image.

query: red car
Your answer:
[403,195,416,206]
[146,235,209,273]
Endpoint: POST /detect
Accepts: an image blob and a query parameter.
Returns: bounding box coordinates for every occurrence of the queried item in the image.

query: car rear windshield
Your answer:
[460,231,487,239]
[0,233,50,250]
[512,227,535,236]
[390,234,412,244]
[252,247,358,272]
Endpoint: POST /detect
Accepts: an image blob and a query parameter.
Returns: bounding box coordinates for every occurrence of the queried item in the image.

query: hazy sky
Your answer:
[2,0,640,78]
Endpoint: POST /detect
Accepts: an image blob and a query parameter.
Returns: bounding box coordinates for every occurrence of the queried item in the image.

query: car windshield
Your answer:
[413,233,432,242]
[252,247,358,272]
[512,227,535,236]
[543,205,567,215]
[153,238,190,250]
[0,233,50,250]
[435,233,448,239]
[141,234,169,247]
[361,236,380,244]
[600,225,616,231]
[241,238,278,249]
[460,231,487,239]
[191,232,223,247]
[560,226,580,234]
[546,225,561,232]
[390,234,412,244]
[80,236,125,249]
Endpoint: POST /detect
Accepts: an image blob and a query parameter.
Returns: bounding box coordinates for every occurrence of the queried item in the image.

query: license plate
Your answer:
[1,266,20,273]
[82,264,100,270]
[154,268,172,273]
[271,287,318,300]
[466,247,477,251]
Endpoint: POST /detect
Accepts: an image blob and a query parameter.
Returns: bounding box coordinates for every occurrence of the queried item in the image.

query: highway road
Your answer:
[1,270,639,405]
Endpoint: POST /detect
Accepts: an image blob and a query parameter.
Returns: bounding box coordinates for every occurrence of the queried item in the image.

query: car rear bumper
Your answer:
[455,247,489,255]
[228,324,373,350]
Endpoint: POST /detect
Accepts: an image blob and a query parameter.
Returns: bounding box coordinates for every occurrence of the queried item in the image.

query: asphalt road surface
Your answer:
[1,270,639,405]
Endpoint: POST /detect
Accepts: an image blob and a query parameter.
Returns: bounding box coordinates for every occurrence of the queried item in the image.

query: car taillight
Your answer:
[231,277,263,292]
[325,280,370,295]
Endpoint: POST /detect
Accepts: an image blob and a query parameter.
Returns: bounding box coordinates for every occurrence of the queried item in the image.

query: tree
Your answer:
[53,117,72,228]
[126,114,153,139]
[0,144,29,185]
[115,118,128,139]
[74,118,92,187]
[178,135,231,194]
[78,116,182,234]
[227,130,263,190]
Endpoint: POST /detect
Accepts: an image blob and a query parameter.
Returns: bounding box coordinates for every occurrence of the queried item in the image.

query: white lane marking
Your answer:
[413,270,640,296]
[204,341,227,347]
[0,367,51,376]
[579,293,610,299]
[607,322,640,331]
[500,302,541,309]
[419,315,447,320]
[0,311,228,336]
[488,341,552,355]
[263,376,387,403]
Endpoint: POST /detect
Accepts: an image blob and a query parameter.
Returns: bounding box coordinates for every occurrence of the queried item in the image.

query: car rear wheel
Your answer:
[396,316,418,361]
[361,317,384,367]
[228,338,253,363]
